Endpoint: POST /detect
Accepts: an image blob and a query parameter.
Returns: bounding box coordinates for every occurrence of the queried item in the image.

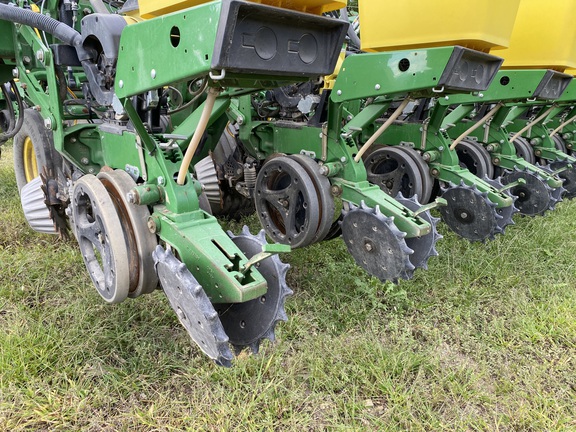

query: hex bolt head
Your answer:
[151,69,156,79]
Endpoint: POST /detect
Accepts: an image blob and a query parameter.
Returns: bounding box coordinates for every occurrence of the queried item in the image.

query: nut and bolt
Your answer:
[330,184,342,197]
[43,117,52,130]
[12,68,18,78]
[157,176,165,185]
[127,192,137,204]
[337,90,342,96]
[35,50,44,62]
[430,168,440,177]
[80,157,89,165]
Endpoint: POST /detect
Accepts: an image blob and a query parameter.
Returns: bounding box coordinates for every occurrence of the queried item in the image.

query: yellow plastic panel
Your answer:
[565,69,576,77]
[497,0,576,71]
[139,0,346,18]
[359,0,520,53]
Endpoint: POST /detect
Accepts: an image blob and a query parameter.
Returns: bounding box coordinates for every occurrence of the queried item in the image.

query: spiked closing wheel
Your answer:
[439,182,502,242]
[153,246,234,367]
[218,227,293,354]
[501,169,556,216]
[482,177,517,234]
[549,160,576,199]
[255,156,320,248]
[71,175,130,303]
[341,202,414,283]
[394,193,441,279]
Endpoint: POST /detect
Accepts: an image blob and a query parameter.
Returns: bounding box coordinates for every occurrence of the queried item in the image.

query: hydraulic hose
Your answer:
[0,3,87,59]
[0,80,24,142]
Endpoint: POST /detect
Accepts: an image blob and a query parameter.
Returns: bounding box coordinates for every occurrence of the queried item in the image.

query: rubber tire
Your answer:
[13,109,60,193]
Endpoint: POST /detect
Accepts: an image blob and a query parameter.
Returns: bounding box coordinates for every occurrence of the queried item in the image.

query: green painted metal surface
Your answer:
[115,2,220,98]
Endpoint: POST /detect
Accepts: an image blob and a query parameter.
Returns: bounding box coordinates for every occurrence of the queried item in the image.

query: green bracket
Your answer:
[154,208,267,304]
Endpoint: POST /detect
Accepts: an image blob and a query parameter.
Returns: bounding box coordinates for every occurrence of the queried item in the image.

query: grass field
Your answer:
[1,141,576,431]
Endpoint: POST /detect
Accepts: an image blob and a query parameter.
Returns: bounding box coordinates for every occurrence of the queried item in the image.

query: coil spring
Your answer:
[244,164,257,188]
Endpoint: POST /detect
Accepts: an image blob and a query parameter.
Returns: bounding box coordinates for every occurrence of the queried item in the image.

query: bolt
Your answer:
[438,146,444,151]
[11,68,18,78]
[43,117,52,130]
[499,140,504,144]
[118,80,124,88]
[236,115,244,125]
[340,156,347,163]
[127,192,136,204]
[479,93,484,98]
[319,165,329,176]
[36,50,44,62]
[157,176,165,185]
[147,217,157,233]
[375,84,381,90]
[493,158,500,164]
[365,242,373,252]
[337,90,342,96]
[88,168,95,174]
[330,184,342,197]
[80,157,89,165]
[444,96,449,100]
[431,168,440,177]
[70,137,77,143]
[151,69,156,79]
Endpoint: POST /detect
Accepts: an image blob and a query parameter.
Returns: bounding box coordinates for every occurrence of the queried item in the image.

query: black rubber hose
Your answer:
[0,80,24,141]
[0,3,88,59]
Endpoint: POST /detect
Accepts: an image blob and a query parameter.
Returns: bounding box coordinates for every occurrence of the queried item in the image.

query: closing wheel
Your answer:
[439,182,505,242]
[394,193,441,278]
[341,202,414,282]
[254,155,320,248]
[363,145,426,201]
[13,109,61,192]
[288,154,335,244]
[549,160,576,199]
[217,227,293,354]
[456,139,494,180]
[501,169,555,216]
[483,177,517,233]
[97,170,159,297]
[153,245,234,367]
[72,174,130,303]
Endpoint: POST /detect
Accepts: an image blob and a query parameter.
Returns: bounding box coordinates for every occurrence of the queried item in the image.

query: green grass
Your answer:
[2,142,576,430]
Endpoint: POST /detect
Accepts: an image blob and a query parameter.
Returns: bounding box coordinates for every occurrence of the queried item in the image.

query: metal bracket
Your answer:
[499,177,527,193]
[209,69,226,81]
[413,197,447,216]
[241,243,290,274]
